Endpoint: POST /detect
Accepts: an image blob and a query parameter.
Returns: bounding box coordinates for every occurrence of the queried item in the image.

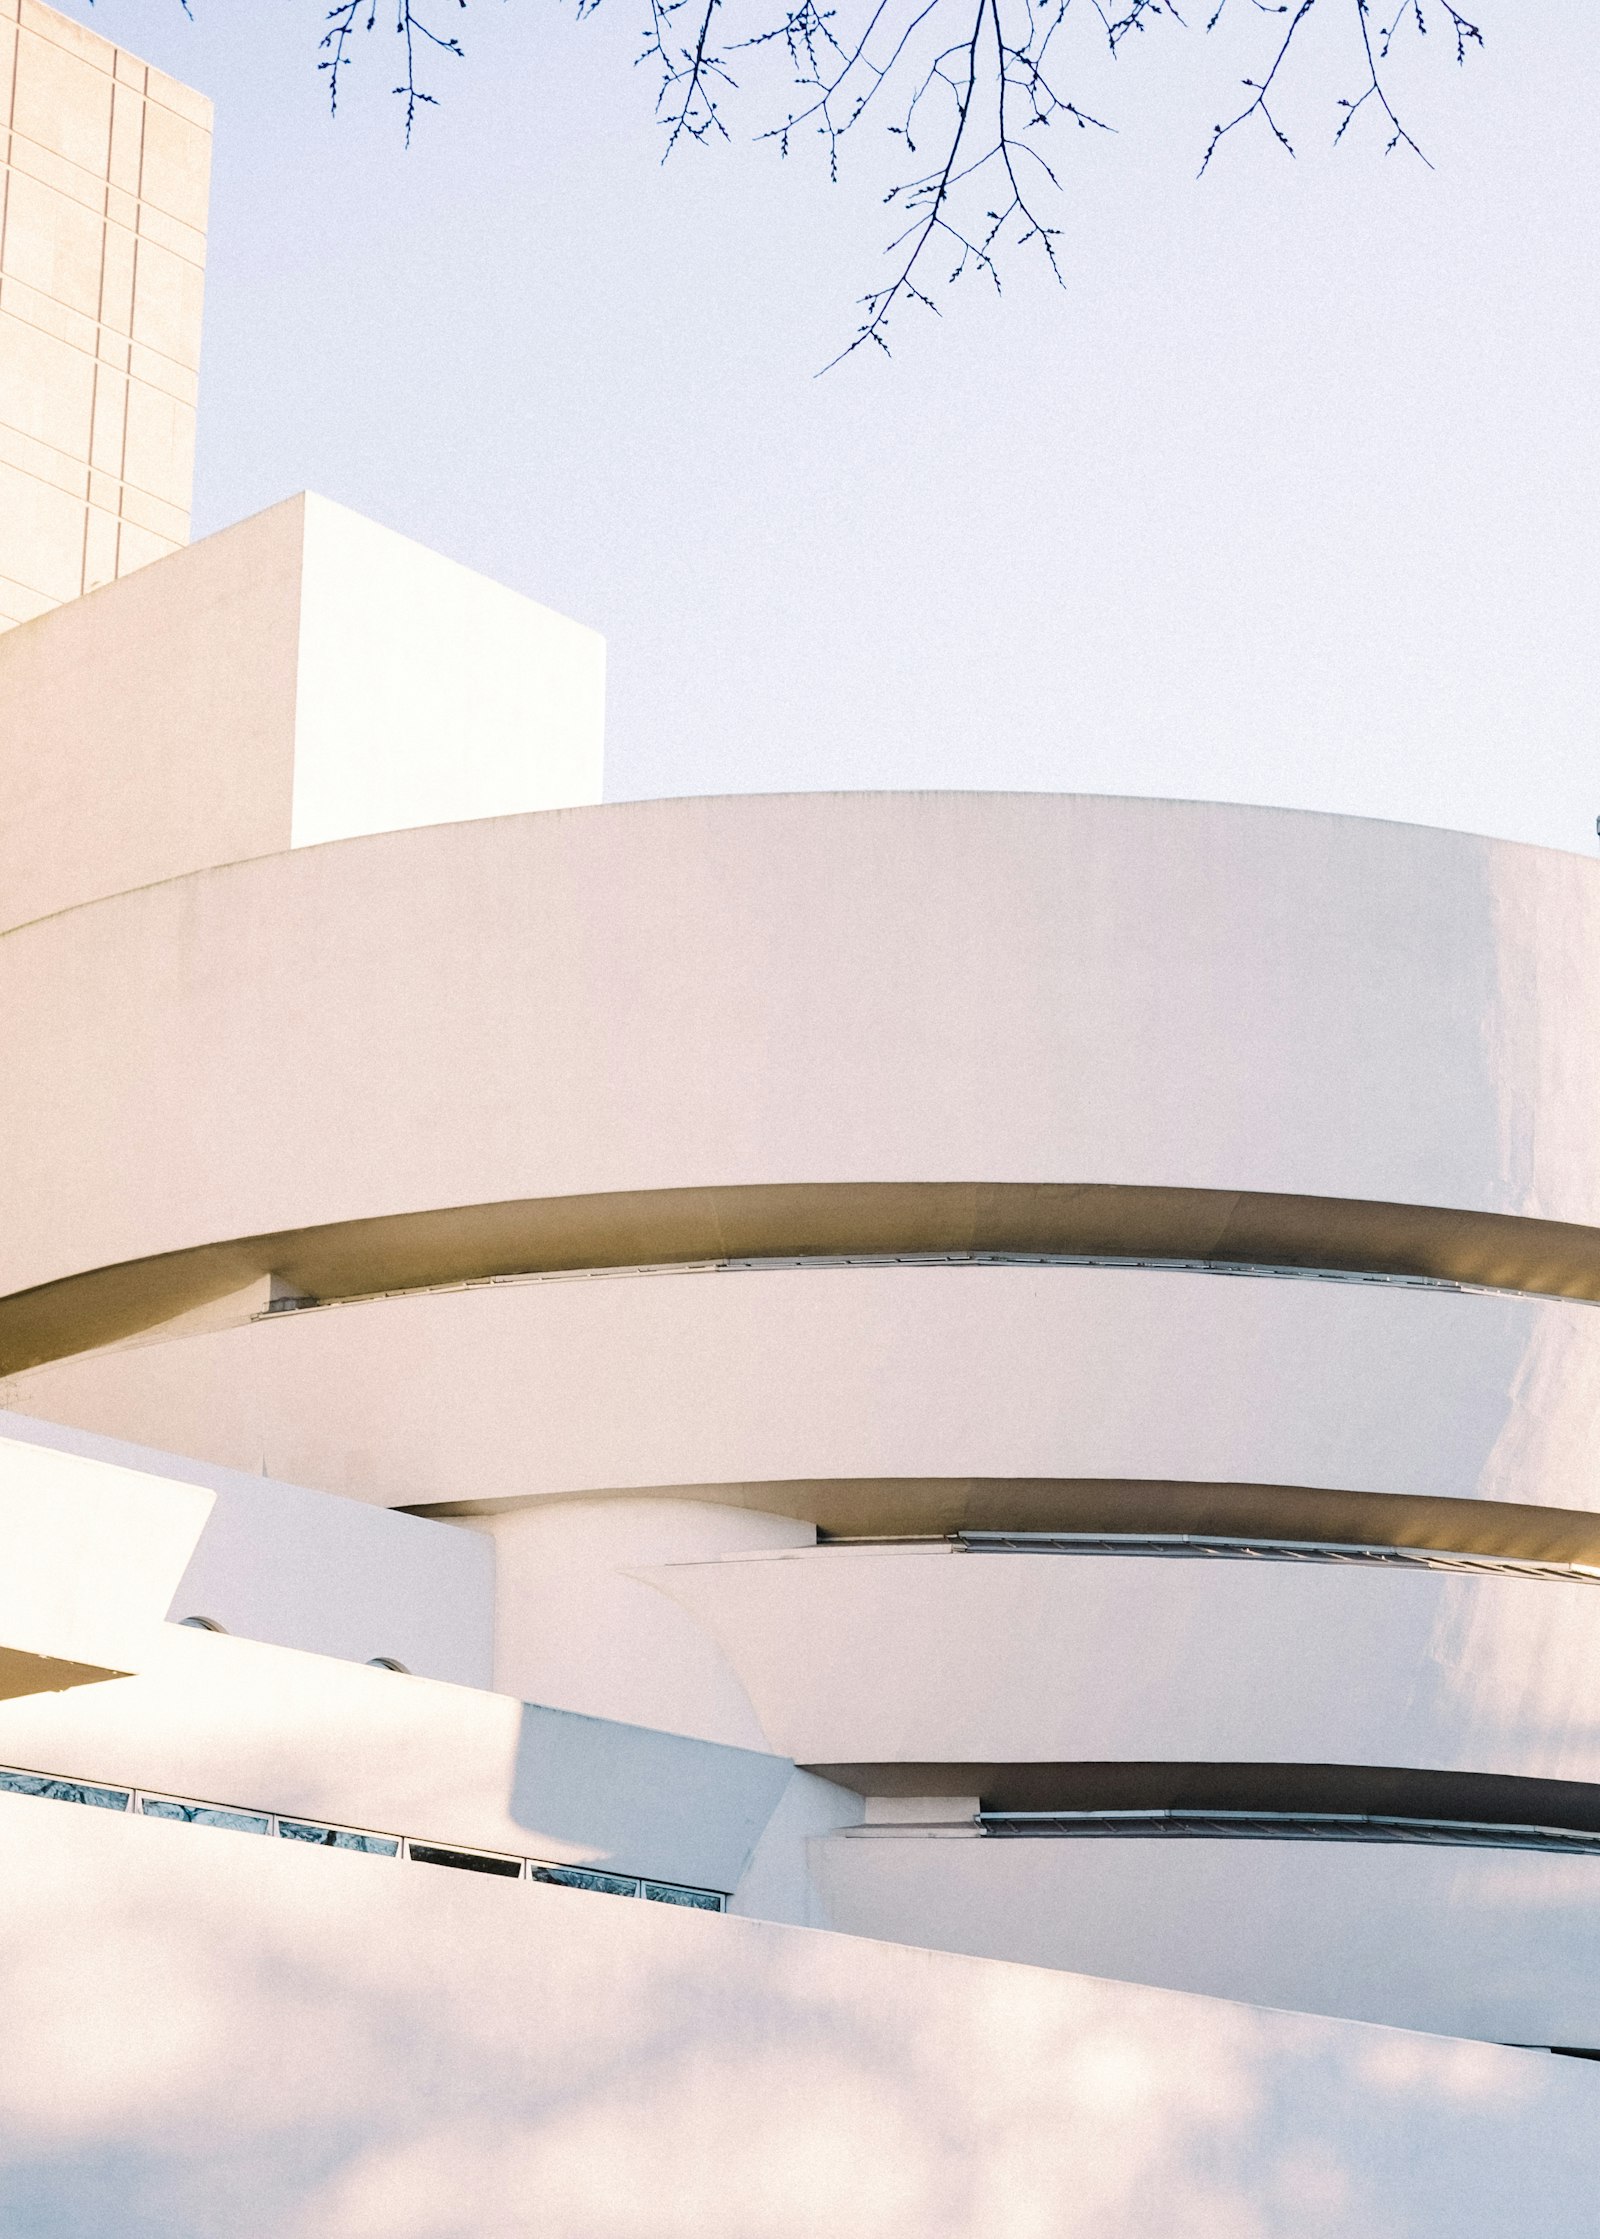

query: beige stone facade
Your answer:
[0,0,209,629]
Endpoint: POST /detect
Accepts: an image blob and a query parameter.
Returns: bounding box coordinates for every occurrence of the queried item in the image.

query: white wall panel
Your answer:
[646,1542,1600,1779]
[0,1409,494,1688]
[0,1622,786,1891]
[0,1792,1591,2237]
[5,794,1600,1313]
[9,1263,1600,1524]
[811,1830,1600,2048]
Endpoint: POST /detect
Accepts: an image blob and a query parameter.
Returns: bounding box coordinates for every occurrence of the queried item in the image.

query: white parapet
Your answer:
[0,1788,1593,2236]
[0,1617,792,1895]
[289,496,604,849]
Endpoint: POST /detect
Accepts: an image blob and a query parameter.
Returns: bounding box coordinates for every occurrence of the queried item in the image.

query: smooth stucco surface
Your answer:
[290,494,604,847]
[645,1540,1600,1779]
[0,492,604,935]
[0,1431,209,1694]
[11,1261,1600,1523]
[4,793,1600,1338]
[814,1828,1600,2048]
[0,1410,494,1686]
[0,1791,1593,2237]
[9,768,1600,2200]
[0,1618,786,1892]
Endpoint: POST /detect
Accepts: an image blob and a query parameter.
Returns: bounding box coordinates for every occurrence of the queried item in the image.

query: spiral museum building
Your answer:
[1,5,1599,2230]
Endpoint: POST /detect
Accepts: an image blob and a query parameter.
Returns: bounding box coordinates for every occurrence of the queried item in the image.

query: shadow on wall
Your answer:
[507,1701,792,1893]
[0,1796,1590,2237]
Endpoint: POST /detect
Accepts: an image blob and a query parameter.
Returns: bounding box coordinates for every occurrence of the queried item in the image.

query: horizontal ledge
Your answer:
[975,1812,1600,1856]
[8,1179,1600,1375]
[809,1762,1600,1833]
[934,1532,1600,1584]
[409,1479,1600,1570]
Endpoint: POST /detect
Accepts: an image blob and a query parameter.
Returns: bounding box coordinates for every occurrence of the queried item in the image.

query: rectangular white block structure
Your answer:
[290,495,606,848]
[0,489,605,930]
[0,0,210,630]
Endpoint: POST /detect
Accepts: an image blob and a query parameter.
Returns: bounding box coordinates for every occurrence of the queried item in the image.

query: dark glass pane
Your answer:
[642,1882,723,1910]
[408,1842,521,1877]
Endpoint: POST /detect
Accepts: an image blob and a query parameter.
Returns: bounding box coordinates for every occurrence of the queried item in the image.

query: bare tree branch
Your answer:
[318,0,465,144]
[111,0,1488,351]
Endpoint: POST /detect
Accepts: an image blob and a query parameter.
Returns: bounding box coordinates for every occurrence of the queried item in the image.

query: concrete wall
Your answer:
[465,1498,815,1745]
[14,1260,1600,1528]
[289,493,604,848]
[814,1828,1600,2049]
[0,1411,495,1688]
[0,492,605,933]
[9,783,1600,2156]
[0,1789,1594,2237]
[0,1428,209,1695]
[0,0,208,628]
[645,1539,1600,1779]
[0,1619,788,1893]
[3,793,1600,1358]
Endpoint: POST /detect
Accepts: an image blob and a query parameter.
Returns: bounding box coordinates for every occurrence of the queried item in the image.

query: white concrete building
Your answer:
[1,7,1598,2232]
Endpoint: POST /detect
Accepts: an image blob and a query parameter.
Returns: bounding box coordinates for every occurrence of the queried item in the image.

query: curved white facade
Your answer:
[8,774,1600,2075]
[6,17,1599,2225]
[7,796,1600,1907]
[10,1263,1600,1533]
[7,791,1600,1365]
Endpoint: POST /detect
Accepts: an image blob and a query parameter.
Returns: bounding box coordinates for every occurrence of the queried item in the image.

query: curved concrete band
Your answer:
[5,791,1600,1364]
[643,1543,1600,1781]
[9,1178,1600,1376]
[10,1262,1600,1530]
[811,1832,1600,2047]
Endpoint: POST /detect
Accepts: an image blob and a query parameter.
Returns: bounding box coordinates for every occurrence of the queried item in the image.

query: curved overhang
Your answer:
[419,1480,1600,1566]
[9,1178,1600,1376]
[809,1821,1600,2047]
[641,1541,1600,1778]
[7,792,1600,1340]
[10,1259,1600,1521]
[809,1760,1600,1830]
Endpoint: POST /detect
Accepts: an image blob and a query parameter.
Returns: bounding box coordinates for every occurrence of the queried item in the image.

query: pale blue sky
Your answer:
[66,0,1600,847]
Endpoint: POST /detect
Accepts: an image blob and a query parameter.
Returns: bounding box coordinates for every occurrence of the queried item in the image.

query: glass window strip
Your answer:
[139,1795,273,1836]
[531,1863,640,1898]
[407,1841,524,1877]
[0,1762,725,1903]
[0,1766,130,1812]
[278,1818,401,1856]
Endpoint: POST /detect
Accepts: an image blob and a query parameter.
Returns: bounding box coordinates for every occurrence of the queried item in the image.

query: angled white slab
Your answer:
[0,1432,211,1697]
